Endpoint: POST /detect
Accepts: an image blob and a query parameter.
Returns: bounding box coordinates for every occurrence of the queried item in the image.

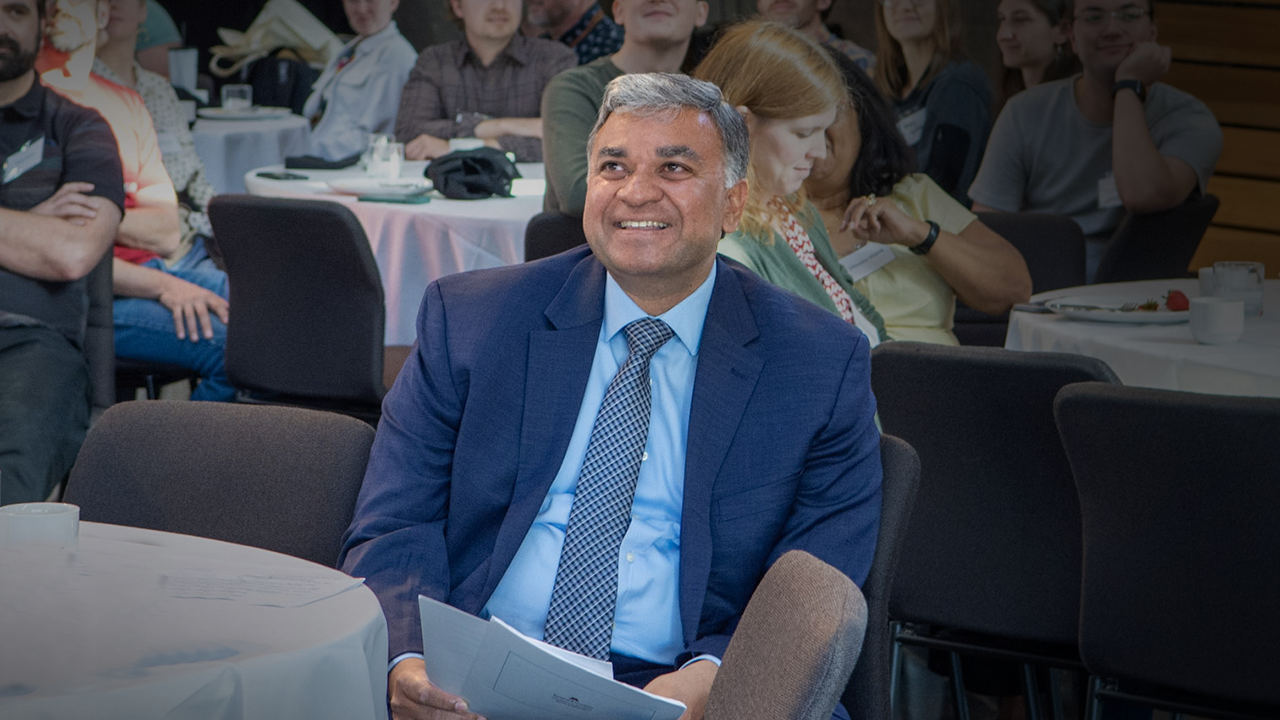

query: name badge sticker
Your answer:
[839,242,897,283]
[1097,172,1122,209]
[3,136,44,185]
[896,109,928,147]
[156,131,182,157]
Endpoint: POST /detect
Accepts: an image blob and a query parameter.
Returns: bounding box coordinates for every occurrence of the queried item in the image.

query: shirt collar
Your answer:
[602,263,717,357]
[459,32,530,68]
[558,5,603,44]
[353,20,399,56]
[4,74,45,120]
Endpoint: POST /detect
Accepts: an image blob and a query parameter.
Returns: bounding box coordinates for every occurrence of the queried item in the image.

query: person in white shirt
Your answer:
[302,0,417,160]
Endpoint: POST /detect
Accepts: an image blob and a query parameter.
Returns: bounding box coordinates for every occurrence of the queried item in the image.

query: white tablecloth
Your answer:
[0,522,388,720]
[1006,278,1280,397]
[194,114,311,194]
[246,161,542,345]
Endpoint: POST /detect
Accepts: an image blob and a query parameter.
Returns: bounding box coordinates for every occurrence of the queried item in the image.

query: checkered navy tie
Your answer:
[543,317,675,659]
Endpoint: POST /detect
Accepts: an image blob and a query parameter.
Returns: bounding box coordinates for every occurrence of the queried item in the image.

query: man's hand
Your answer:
[643,660,718,720]
[389,658,486,720]
[1116,41,1171,85]
[30,182,104,226]
[405,134,451,161]
[156,274,229,342]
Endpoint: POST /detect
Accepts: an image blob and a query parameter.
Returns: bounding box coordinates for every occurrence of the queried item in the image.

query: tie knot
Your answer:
[623,318,674,361]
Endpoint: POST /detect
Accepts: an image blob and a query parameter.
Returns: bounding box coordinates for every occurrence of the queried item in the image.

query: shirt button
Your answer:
[641,451,649,462]
[626,552,635,562]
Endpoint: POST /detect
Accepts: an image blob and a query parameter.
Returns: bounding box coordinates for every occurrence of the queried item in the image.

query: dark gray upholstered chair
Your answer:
[83,250,115,418]
[953,212,1087,347]
[1094,194,1219,284]
[64,401,375,567]
[208,194,409,424]
[706,550,868,720]
[870,343,1119,720]
[843,434,920,720]
[1054,383,1280,720]
[524,210,587,262]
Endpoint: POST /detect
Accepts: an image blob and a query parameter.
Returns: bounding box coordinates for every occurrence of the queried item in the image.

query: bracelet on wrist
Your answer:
[912,220,940,255]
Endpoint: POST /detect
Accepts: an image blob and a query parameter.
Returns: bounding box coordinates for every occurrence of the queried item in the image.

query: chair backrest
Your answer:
[843,434,921,720]
[954,212,1086,346]
[83,249,115,416]
[1055,383,1280,710]
[244,51,320,115]
[873,343,1118,645]
[208,194,387,406]
[524,211,587,262]
[64,401,376,567]
[707,550,868,720]
[1094,194,1219,284]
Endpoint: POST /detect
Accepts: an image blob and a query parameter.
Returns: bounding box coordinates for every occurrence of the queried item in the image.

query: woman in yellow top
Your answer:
[802,56,1030,344]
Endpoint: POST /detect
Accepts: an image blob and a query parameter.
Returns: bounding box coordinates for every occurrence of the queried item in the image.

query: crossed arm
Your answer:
[0,183,120,281]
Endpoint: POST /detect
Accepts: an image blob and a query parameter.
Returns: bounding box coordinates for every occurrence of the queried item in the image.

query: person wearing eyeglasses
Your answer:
[969,0,1222,281]
[873,0,993,208]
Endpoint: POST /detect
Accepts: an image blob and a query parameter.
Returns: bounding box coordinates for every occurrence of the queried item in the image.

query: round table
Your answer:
[0,522,388,720]
[245,161,544,346]
[193,114,311,194]
[1006,278,1280,397]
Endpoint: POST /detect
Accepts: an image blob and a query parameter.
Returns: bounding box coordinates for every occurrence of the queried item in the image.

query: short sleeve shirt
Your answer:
[0,77,124,343]
[968,76,1223,237]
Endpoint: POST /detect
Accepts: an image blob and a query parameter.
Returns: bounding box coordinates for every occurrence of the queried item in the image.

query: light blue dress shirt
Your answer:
[482,265,717,665]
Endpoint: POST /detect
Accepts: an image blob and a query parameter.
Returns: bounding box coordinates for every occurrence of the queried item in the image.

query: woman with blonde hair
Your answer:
[695,19,889,345]
[875,0,992,206]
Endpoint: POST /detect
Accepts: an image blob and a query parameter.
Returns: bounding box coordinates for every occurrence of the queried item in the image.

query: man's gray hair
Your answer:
[586,73,750,189]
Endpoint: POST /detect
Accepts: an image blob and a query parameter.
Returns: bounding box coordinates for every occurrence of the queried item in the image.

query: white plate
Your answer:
[1045,294,1189,324]
[326,177,433,197]
[197,106,294,121]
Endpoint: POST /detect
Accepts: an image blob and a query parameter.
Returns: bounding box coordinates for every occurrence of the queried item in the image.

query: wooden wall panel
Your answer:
[1189,227,1280,275]
[1156,3,1280,67]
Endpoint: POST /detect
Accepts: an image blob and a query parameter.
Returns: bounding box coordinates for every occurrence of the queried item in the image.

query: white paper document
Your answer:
[419,595,686,720]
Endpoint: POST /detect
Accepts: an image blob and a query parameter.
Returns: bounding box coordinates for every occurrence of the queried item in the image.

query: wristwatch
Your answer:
[1112,79,1146,103]
[912,221,940,256]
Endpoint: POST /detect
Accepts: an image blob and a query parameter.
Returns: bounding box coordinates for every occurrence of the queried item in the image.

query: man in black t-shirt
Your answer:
[0,0,123,504]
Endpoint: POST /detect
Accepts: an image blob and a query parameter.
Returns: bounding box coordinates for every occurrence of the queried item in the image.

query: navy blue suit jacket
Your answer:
[339,247,882,666]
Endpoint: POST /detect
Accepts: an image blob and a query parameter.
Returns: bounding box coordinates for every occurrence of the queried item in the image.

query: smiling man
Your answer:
[970,0,1222,280]
[394,0,576,161]
[340,73,882,720]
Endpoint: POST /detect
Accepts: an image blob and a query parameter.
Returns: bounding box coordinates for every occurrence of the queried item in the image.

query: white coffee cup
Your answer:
[1190,296,1244,345]
[1,502,80,550]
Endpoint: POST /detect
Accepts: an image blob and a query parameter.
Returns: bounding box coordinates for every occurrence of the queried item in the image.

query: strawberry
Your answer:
[1165,289,1190,312]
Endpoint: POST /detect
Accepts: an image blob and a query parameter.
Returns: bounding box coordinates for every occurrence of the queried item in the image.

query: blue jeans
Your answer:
[114,256,233,402]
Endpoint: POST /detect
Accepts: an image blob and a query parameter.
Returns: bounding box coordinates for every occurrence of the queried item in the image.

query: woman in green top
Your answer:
[694,20,890,345]
[806,62,1031,345]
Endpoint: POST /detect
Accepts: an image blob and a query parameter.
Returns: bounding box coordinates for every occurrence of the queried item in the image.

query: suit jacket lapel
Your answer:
[484,256,606,599]
[679,261,764,646]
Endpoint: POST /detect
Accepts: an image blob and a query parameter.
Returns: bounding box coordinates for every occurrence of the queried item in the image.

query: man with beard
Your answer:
[0,0,123,504]
[756,0,874,73]
[38,0,234,402]
[525,0,623,65]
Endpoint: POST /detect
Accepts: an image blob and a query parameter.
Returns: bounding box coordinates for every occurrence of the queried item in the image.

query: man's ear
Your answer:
[96,0,109,30]
[721,178,749,236]
[695,0,709,28]
[613,0,625,27]
[816,0,833,13]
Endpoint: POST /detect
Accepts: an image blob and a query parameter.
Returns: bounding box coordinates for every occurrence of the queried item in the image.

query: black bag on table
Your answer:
[425,147,521,200]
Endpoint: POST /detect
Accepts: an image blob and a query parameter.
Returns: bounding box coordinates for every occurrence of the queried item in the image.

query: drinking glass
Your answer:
[1213,261,1265,318]
[366,140,404,179]
[220,84,253,112]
